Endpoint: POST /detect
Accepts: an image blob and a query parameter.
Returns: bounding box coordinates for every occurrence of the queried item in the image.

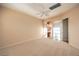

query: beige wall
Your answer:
[46,6,79,49]
[0,6,43,48]
[0,6,3,48]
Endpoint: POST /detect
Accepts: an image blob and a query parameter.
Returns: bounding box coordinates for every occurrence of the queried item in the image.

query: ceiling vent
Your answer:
[49,3,61,10]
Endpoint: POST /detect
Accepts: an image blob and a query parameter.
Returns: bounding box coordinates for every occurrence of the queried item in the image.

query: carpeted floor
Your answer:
[0,38,79,56]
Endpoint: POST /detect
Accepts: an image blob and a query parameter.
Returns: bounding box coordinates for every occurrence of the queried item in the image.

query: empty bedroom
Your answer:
[0,3,79,56]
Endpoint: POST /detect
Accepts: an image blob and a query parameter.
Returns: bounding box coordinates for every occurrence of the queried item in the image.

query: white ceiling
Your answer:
[2,3,78,20]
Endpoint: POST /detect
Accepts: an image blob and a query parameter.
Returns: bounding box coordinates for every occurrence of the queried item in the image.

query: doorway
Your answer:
[62,18,69,43]
[53,20,62,41]
[53,18,69,43]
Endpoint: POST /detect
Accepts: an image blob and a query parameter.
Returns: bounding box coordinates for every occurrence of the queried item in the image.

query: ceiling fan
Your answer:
[49,3,61,10]
[37,3,61,18]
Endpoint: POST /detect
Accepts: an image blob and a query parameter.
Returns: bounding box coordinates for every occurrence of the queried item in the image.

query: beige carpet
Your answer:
[0,38,79,56]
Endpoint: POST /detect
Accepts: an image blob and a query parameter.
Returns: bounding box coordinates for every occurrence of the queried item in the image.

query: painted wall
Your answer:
[0,6,43,48]
[46,6,79,49]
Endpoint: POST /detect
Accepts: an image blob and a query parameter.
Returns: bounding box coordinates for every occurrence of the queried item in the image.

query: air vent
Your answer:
[49,3,61,10]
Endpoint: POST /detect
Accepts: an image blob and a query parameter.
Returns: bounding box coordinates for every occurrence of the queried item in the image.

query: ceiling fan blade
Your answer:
[49,3,61,10]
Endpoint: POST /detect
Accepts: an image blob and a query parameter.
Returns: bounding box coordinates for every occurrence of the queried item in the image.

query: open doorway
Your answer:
[62,18,69,43]
[53,20,63,41]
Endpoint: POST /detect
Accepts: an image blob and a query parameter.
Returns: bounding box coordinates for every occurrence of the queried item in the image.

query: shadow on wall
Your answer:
[0,6,9,55]
[0,6,4,48]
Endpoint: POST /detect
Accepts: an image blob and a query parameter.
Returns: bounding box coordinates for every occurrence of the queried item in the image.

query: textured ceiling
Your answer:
[2,3,78,20]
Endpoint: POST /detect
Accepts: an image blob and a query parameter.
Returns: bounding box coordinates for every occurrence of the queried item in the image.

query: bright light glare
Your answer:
[43,27,47,38]
[53,27,61,41]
